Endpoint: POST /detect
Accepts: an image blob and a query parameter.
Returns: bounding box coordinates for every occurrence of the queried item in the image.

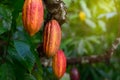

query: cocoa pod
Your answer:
[43,20,61,57]
[22,0,44,36]
[52,50,67,79]
[70,67,80,80]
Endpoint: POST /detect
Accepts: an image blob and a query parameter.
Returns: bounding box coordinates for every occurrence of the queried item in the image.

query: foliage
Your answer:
[0,0,120,80]
[61,0,120,80]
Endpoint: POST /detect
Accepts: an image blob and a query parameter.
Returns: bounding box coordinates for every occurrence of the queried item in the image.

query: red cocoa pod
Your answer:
[22,0,44,36]
[70,67,80,80]
[52,50,67,79]
[43,20,61,57]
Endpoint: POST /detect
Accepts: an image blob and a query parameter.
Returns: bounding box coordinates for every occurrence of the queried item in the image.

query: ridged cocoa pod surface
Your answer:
[52,50,66,79]
[43,20,61,57]
[22,0,44,36]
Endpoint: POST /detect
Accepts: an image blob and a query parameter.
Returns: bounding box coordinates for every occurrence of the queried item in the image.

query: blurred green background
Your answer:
[0,0,120,80]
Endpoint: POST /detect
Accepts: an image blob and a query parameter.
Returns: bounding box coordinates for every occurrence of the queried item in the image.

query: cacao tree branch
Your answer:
[67,38,120,65]
[43,0,67,25]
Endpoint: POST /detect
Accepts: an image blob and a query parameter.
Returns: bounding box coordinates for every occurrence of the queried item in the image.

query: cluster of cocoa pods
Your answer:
[43,19,66,79]
[22,0,66,79]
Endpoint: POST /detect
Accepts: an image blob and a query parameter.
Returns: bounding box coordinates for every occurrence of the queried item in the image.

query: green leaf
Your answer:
[77,39,87,55]
[24,74,36,80]
[98,12,116,19]
[11,0,24,32]
[87,36,100,44]
[32,69,42,80]
[90,67,100,80]
[98,20,106,32]
[0,26,7,34]
[85,40,94,54]
[14,40,35,72]
[80,0,91,18]
[62,0,71,7]
[60,73,70,80]
[95,68,110,79]
[0,63,15,80]
[0,5,12,32]
[85,19,96,28]
[13,0,24,12]
[30,49,43,80]
[61,38,73,49]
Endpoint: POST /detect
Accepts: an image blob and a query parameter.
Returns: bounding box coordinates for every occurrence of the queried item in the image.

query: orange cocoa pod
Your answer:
[43,20,61,57]
[22,0,44,36]
[52,50,67,79]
